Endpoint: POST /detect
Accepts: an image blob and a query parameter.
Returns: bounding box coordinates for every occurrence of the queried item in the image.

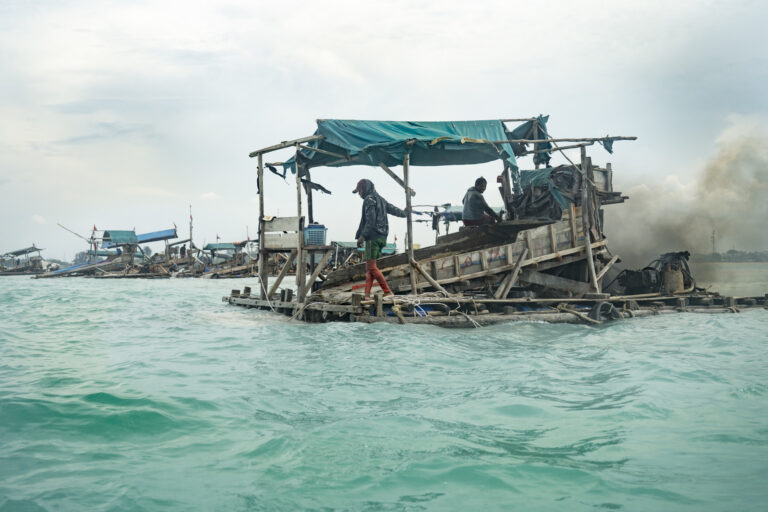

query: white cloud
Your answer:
[31,214,46,224]
[201,192,220,200]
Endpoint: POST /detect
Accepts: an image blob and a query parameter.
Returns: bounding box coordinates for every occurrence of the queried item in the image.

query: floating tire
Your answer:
[588,301,623,322]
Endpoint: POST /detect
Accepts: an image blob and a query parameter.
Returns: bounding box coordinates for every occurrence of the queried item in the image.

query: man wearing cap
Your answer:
[353,179,408,299]
[462,177,502,226]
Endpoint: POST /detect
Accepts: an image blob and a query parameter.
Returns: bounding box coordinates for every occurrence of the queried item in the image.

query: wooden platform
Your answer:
[223,289,767,327]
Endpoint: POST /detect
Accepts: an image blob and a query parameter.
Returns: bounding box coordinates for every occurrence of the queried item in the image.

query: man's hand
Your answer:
[357,236,365,248]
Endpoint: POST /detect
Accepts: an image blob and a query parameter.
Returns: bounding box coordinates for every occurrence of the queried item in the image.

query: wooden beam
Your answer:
[411,258,450,296]
[257,150,269,299]
[581,146,600,293]
[519,142,594,155]
[379,163,415,196]
[519,269,592,295]
[267,250,297,299]
[569,203,578,248]
[249,135,323,158]
[295,147,306,301]
[303,249,333,296]
[491,136,637,144]
[596,254,619,281]
[404,154,418,295]
[296,144,346,159]
[495,247,528,299]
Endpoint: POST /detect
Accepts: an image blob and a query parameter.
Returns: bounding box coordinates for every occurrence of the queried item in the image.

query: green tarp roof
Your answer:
[284,119,526,174]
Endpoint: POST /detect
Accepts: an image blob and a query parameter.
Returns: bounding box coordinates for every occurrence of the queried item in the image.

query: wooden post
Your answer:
[404,153,418,295]
[295,147,305,302]
[495,247,528,299]
[267,250,297,299]
[257,153,267,299]
[410,258,450,296]
[302,249,333,298]
[304,168,316,273]
[532,120,540,169]
[580,146,600,292]
[569,203,578,248]
[304,169,314,224]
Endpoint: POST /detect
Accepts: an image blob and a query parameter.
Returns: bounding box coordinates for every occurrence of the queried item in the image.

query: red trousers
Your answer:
[365,259,392,298]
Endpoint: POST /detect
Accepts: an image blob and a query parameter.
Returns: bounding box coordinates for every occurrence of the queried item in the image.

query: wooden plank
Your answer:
[249,134,323,157]
[519,269,592,295]
[303,250,333,298]
[495,247,528,299]
[596,254,619,281]
[569,203,578,248]
[264,216,301,233]
[549,224,558,254]
[404,154,418,295]
[411,258,450,296]
[267,250,297,299]
[379,163,415,196]
[258,153,267,298]
[262,232,300,250]
[480,250,489,270]
[581,147,600,292]
[321,220,549,289]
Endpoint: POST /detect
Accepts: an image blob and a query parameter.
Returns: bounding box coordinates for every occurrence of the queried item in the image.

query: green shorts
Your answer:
[364,238,387,260]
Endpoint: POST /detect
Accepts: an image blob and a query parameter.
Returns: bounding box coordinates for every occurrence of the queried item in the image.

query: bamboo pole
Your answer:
[492,136,636,144]
[403,153,418,295]
[295,146,305,302]
[410,258,449,296]
[258,153,267,299]
[581,146,600,292]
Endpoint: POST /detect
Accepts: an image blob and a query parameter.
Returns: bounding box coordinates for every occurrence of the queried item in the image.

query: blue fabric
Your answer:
[137,228,178,244]
[284,119,519,175]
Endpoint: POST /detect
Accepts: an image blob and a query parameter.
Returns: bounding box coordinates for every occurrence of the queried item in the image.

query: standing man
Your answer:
[462,177,502,226]
[353,179,408,300]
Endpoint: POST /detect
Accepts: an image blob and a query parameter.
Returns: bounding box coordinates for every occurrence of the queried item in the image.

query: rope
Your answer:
[254,273,275,312]
[556,303,602,325]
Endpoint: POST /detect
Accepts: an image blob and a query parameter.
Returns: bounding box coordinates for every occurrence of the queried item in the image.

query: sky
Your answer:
[1,0,767,261]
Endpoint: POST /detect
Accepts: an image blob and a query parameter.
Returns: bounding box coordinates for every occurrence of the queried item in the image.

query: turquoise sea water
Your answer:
[1,276,767,511]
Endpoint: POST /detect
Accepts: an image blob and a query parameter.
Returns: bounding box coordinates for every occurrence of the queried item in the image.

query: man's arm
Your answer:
[385,201,408,218]
[479,195,502,221]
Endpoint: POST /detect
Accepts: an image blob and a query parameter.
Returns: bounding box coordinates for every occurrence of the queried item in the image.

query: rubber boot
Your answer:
[364,260,375,299]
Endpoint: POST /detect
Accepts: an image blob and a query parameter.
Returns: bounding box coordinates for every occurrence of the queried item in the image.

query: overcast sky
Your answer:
[1,0,766,260]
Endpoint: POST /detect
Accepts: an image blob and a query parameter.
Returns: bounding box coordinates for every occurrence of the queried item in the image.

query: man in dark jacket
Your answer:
[462,177,502,226]
[353,179,408,299]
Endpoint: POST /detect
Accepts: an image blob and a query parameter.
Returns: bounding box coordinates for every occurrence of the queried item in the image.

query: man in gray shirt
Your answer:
[462,177,502,226]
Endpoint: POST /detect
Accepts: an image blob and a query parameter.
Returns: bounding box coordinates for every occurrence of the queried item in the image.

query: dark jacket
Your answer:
[354,180,407,241]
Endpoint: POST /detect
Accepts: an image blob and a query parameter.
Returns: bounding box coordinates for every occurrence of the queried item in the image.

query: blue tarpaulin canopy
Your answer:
[137,228,178,244]
[284,119,527,175]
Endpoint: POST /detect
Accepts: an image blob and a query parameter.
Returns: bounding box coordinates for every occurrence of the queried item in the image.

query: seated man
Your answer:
[462,177,502,226]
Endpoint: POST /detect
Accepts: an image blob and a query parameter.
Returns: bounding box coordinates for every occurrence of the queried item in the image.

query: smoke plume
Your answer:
[604,117,768,268]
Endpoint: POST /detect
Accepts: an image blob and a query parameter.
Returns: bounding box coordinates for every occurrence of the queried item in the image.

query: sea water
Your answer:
[1,275,767,511]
